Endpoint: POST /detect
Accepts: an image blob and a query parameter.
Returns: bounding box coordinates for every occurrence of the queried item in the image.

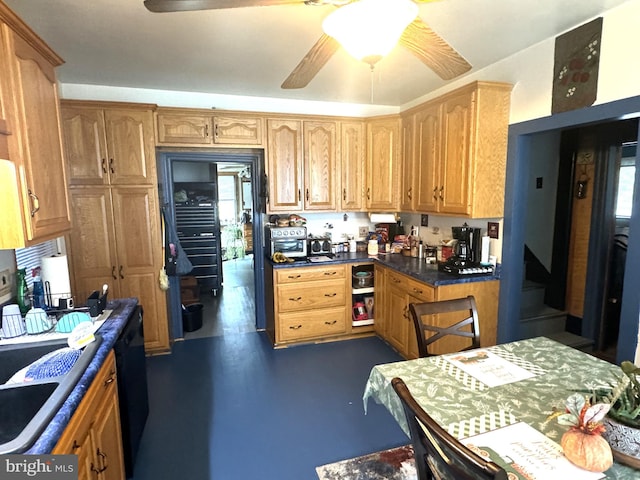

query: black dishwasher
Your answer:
[114,306,149,479]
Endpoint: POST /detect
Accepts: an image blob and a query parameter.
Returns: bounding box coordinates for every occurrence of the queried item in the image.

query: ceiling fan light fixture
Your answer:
[322,0,418,66]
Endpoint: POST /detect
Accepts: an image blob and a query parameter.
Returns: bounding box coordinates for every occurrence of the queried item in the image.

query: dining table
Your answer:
[363,336,639,479]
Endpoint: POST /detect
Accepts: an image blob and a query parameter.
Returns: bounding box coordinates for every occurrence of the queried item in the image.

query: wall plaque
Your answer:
[552,17,602,114]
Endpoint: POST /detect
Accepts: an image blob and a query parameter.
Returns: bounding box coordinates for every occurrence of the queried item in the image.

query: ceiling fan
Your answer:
[143,0,472,89]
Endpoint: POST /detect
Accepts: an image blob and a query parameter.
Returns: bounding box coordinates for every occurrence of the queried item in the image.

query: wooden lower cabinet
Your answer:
[376,266,499,359]
[53,351,124,480]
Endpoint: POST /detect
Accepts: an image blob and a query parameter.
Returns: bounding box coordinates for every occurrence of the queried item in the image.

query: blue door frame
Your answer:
[499,96,640,364]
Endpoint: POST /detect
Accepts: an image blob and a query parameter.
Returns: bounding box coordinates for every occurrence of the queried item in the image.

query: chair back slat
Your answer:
[409,296,481,357]
[392,377,508,480]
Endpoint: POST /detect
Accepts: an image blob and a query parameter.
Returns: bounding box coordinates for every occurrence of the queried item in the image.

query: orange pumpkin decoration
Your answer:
[561,429,613,472]
[556,393,613,473]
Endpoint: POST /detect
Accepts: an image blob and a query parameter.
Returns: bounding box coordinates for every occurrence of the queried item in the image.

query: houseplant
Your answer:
[595,361,640,468]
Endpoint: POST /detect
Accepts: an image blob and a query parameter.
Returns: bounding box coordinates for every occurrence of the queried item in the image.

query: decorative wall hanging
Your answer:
[552,17,603,114]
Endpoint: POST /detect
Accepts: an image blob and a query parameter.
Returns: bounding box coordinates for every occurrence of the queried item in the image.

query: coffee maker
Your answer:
[439,223,493,276]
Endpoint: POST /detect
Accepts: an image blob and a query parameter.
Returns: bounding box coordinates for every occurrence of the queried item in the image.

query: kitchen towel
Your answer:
[40,254,72,308]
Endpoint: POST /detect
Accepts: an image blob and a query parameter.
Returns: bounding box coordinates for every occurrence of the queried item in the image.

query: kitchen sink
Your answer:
[0,335,103,453]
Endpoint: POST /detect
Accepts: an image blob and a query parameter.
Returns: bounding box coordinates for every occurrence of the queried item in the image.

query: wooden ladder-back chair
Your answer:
[391,377,508,480]
[408,295,480,357]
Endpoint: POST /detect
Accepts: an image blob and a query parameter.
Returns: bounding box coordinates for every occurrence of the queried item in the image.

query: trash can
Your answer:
[182,303,203,332]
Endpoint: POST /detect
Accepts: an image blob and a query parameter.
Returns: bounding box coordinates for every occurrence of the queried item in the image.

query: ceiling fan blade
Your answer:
[399,17,471,80]
[281,34,340,89]
[144,0,301,13]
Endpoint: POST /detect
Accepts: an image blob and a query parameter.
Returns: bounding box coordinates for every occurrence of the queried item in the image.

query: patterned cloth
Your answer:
[363,336,638,479]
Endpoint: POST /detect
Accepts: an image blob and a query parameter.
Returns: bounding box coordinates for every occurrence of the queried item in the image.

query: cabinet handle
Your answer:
[97,448,108,472]
[298,189,301,202]
[407,187,412,200]
[289,296,302,302]
[91,463,100,474]
[287,274,301,279]
[72,440,80,451]
[214,124,218,138]
[392,277,401,284]
[367,187,371,200]
[104,371,116,387]
[324,320,337,325]
[343,188,346,201]
[28,189,40,217]
[289,324,302,330]
[439,186,444,200]
[323,271,337,276]
[101,158,107,174]
[324,293,337,297]
[109,158,115,174]
[433,186,438,200]
[306,188,309,201]
[111,266,117,280]
[119,265,124,279]
[412,287,423,294]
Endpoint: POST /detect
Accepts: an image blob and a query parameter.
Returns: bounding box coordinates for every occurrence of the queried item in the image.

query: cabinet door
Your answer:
[213,115,262,145]
[386,282,409,356]
[61,106,109,185]
[303,121,337,211]
[399,115,415,211]
[339,121,365,211]
[3,28,70,244]
[266,119,303,212]
[104,109,156,185]
[366,118,399,210]
[111,187,169,352]
[414,103,442,212]
[92,385,125,480]
[373,264,386,336]
[440,90,473,215]
[67,188,119,302]
[156,113,212,145]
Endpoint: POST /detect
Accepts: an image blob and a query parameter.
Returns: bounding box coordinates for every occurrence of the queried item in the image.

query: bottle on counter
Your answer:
[32,267,45,309]
[16,267,31,315]
[367,239,379,256]
[418,241,425,259]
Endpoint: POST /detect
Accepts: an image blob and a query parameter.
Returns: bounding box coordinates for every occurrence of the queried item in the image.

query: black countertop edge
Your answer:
[268,253,501,286]
[26,298,138,454]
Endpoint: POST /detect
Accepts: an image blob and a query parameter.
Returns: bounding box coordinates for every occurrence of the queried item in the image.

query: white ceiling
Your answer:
[4,0,634,107]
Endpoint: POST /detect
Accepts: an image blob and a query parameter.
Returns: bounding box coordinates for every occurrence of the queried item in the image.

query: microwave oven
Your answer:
[265,226,308,258]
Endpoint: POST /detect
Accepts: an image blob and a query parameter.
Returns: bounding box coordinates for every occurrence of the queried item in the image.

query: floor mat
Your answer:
[316,445,416,480]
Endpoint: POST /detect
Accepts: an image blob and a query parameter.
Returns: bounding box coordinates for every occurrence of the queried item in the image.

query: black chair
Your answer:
[391,377,508,480]
[408,295,480,357]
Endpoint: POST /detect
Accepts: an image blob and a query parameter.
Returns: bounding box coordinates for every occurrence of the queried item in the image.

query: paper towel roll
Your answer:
[481,235,491,264]
[40,254,72,308]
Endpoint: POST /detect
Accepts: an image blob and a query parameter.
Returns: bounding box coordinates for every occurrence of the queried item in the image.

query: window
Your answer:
[218,175,237,224]
[14,239,60,289]
[615,157,636,218]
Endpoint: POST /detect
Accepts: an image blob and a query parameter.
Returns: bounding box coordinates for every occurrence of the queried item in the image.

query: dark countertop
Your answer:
[26,298,138,454]
[269,252,500,286]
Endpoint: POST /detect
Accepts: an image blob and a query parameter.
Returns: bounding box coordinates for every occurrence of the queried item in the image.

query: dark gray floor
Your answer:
[133,334,407,479]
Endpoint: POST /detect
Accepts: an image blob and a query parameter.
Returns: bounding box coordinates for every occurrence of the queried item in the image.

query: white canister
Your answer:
[367,240,379,256]
[349,239,357,252]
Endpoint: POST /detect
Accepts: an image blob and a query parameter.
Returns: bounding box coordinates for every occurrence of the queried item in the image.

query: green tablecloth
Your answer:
[363,336,638,479]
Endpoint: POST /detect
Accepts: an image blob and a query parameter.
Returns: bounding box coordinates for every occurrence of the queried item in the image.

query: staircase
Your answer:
[519,279,594,352]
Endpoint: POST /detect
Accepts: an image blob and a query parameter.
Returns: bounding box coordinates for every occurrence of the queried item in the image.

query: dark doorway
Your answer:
[157,150,267,340]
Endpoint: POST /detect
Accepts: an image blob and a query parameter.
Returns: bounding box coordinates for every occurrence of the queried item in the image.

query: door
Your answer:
[304,121,337,210]
[267,119,303,211]
[340,121,365,211]
[366,118,399,210]
[414,103,442,212]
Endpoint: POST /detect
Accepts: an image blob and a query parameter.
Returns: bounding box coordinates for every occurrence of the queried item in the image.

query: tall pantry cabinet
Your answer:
[60,101,170,353]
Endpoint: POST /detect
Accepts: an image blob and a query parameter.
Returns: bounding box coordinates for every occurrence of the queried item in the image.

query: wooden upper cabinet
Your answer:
[413,102,441,212]
[156,109,263,146]
[366,117,400,210]
[407,81,512,218]
[0,11,71,248]
[61,102,156,186]
[399,115,415,211]
[303,120,337,210]
[266,118,303,212]
[340,121,365,211]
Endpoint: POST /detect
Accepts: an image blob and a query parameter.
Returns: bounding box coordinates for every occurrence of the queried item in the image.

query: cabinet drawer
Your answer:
[277,280,345,312]
[405,277,434,302]
[276,265,346,284]
[278,307,347,342]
